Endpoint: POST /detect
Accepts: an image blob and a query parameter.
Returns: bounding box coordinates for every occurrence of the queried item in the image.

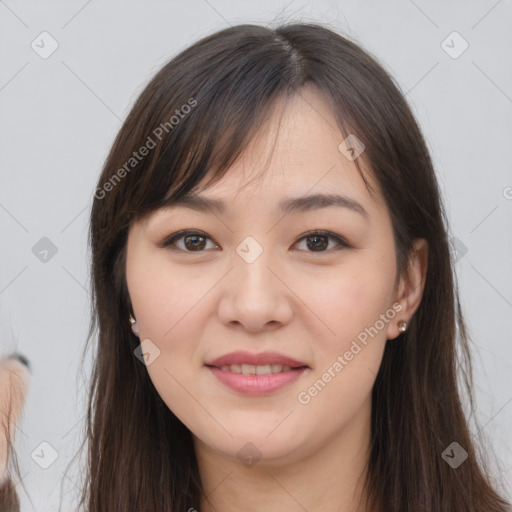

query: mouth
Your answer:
[204,351,310,395]
[204,350,310,394]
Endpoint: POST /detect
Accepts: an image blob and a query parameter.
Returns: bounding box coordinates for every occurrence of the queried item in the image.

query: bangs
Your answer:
[125,25,306,223]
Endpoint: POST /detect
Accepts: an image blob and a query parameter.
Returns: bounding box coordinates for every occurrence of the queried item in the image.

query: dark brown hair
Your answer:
[76,22,511,511]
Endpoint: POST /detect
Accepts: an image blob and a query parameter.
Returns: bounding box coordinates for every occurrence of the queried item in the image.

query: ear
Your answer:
[387,238,428,340]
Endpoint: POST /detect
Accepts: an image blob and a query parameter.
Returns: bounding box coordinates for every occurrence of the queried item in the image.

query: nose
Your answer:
[217,244,294,333]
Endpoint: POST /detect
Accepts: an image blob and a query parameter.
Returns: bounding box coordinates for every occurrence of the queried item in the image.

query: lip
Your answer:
[204,351,310,396]
[205,351,309,368]
[206,366,308,395]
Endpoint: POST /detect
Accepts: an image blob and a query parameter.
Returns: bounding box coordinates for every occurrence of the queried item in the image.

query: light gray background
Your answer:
[0,1,511,510]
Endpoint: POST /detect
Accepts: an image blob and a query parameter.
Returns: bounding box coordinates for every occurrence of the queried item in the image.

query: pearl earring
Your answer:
[397,320,407,333]
[129,314,139,335]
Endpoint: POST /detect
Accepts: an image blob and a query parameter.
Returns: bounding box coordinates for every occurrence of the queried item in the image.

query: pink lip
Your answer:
[206,366,308,395]
[205,350,308,368]
[205,351,310,395]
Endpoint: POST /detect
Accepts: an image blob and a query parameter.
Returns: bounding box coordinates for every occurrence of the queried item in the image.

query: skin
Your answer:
[126,85,428,512]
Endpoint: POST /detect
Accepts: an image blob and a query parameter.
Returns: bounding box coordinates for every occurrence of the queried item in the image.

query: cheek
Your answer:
[126,247,204,340]
[304,255,396,347]
[126,247,210,384]
[127,252,209,429]
[293,266,393,422]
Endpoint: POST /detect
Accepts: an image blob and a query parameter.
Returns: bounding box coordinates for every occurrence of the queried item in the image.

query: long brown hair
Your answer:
[76,22,511,511]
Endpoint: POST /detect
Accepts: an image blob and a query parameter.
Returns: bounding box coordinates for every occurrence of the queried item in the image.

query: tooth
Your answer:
[256,364,272,375]
[241,364,256,375]
[221,363,296,374]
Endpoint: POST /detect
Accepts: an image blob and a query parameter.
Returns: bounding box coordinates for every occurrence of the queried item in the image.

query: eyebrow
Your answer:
[161,192,369,220]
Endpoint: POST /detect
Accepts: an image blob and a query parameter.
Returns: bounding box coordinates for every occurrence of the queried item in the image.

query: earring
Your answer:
[129,314,139,335]
[397,320,407,333]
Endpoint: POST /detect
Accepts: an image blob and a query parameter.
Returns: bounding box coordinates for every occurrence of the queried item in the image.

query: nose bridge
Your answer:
[217,233,293,331]
[233,234,276,290]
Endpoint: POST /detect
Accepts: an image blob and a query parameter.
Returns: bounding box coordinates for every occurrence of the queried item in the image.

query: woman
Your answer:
[79,22,511,511]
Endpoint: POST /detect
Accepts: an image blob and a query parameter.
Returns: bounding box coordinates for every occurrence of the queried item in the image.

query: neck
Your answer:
[194,397,380,512]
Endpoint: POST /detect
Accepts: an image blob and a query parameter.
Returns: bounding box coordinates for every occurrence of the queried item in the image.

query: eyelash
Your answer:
[157,229,350,253]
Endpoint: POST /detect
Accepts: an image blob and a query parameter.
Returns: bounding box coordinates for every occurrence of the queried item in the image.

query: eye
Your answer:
[157,229,349,253]
[294,230,349,252]
[158,230,219,252]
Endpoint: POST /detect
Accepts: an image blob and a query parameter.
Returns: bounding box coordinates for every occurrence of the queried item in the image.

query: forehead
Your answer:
[182,86,384,216]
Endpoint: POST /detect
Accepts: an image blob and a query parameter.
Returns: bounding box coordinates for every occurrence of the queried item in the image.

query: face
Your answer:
[126,85,407,467]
